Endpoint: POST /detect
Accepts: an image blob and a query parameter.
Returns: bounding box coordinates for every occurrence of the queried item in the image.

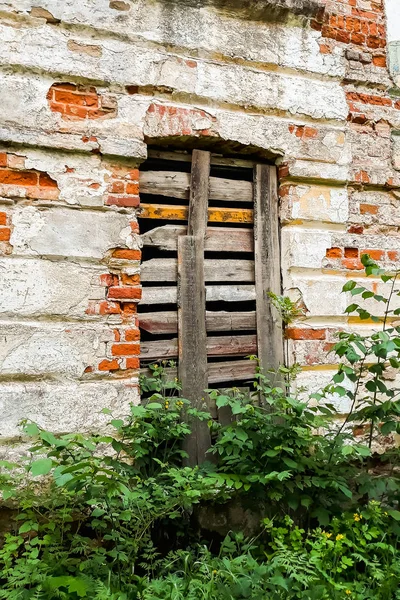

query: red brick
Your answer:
[342,258,363,270]
[0,213,7,226]
[108,286,142,300]
[53,89,98,107]
[360,203,378,214]
[100,273,119,287]
[39,172,58,188]
[326,247,343,258]
[0,169,38,186]
[355,170,370,184]
[372,55,386,67]
[344,247,359,258]
[286,328,326,340]
[64,105,90,119]
[0,154,7,167]
[111,249,141,260]
[105,195,140,207]
[319,43,332,54]
[110,181,125,193]
[0,228,10,241]
[387,251,399,261]
[122,303,137,317]
[98,359,120,371]
[121,273,140,286]
[126,357,140,369]
[125,329,140,341]
[98,301,121,315]
[126,182,139,195]
[348,225,364,234]
[362,249,384,260]
[111,343,140,356]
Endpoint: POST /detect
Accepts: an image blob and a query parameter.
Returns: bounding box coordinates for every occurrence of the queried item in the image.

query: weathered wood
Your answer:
[140,170,252,203]
[141,258,254,283]
[253,165,284,377]
[140,285,256,305]
[139,204,253,224]
[138,311,257,334]
[140,359,257,384]
[141,225,254,253]
[148,149,256,169]
[178,150,211,466]
[140,334,257,359]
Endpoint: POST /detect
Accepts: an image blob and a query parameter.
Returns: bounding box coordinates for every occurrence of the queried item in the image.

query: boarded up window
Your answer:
[138,149,283,461]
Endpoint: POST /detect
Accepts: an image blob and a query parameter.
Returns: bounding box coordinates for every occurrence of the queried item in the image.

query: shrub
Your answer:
[1,255,400,599]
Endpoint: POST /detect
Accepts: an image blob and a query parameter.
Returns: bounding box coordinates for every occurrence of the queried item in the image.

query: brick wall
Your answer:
[0,0,399,450]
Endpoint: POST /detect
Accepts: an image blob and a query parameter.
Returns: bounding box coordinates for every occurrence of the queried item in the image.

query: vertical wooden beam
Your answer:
[253,164,284,380]
[178,150,211,466]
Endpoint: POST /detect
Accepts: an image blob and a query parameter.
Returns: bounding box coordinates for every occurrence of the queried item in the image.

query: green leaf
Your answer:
[270,575,288,590]
[282,457,298,469]
[19,520,38,534]
[24,423,40,437]
[342,281,356,292]
[111,419,124,428]
[381,421,397,435]
[388,510,400,521]
[345,304,358,314]
[312,507,330,526]
[30,458,53,477]
[146,402,163,409]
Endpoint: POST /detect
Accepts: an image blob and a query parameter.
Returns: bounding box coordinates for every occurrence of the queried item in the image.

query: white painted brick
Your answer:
[0,258,104,318]
[0,323,114,378]
[282,228,333,269]
[281,185,349,223]
[10,206,136,259]
[0,381,138,438]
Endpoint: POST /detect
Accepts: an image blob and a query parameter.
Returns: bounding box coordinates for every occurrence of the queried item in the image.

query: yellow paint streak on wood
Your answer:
[140,204,253,223]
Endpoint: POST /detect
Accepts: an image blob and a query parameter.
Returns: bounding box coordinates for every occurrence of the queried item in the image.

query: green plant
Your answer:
[2,257,400,598]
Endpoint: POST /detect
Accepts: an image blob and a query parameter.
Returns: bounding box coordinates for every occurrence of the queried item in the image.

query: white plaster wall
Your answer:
[386,0,400,42]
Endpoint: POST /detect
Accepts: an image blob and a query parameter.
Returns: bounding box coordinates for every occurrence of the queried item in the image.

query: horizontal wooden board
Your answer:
[141,258,254,283]
[140,285,256,305]
[140,171,253,202]
[139,204,253,224]
[141,225,254,253]
[147,149,258,169]
[139,310,257,334]
[140,359,256,384]
[141,334,257,359]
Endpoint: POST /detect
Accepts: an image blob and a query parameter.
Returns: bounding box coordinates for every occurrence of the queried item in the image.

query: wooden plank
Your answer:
[141,258,254,283]
[139,204,253,224]
[178,149,210,466]
[140,359,256,384]
[140,171,252,203]
[209,359,257,383]
[253,164,284,378]
[140,285,256,305]
[141,334,257,359]
[139,310,257,335]
[148,149,256,169]
[141,225,253,253]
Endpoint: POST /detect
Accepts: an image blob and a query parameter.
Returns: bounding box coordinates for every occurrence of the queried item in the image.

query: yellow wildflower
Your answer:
[212,570,218,575]
[384,512,388,516]
[321,531,332,538]
[336,534,345,541]
[353,513,362,522]
[345,590,352,596]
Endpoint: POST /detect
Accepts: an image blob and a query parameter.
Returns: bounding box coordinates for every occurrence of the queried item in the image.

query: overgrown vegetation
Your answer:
[1,255,400,598]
